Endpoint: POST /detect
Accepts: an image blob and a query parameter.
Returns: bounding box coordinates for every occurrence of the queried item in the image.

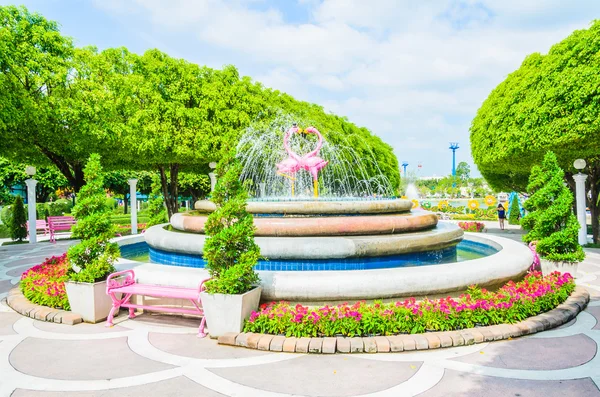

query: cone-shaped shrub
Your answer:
[203,154,260,294]
[67,154,119,283]
[147,175,167,227]
[9,195,27,241]
[508,194,521,225]
[521,152,584,262]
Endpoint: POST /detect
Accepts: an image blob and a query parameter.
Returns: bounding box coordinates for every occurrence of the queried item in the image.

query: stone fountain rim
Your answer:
[194,198,413,215]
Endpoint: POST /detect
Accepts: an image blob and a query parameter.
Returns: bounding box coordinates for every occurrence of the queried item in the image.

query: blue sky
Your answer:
[3,0,599,177]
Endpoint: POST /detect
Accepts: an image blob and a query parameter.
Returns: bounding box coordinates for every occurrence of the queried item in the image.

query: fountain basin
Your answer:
[115,233,532,302]
[171,212,438,236]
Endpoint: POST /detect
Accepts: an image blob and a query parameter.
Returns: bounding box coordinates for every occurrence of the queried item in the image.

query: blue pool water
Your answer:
[120,240,497,271]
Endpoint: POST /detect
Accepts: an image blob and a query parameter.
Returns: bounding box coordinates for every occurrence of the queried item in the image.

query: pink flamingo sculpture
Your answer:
[276,125,329,198]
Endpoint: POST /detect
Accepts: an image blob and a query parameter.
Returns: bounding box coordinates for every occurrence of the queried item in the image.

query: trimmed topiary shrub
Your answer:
[67,154,119,283]
[146,175,167,227]
[1,204,12,226]
[521,152,584,263]
[203,155,260,294]
[508,194,521,225]
[9,195,27,241]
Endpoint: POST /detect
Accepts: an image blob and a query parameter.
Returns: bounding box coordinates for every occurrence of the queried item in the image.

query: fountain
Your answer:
[118,123,532,303]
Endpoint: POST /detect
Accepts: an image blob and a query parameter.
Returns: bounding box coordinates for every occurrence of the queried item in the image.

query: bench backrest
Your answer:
[48,216,77,230]
[26,220,48,229]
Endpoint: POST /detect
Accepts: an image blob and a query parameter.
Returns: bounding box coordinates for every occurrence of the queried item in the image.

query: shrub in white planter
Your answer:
[201,154,261,336]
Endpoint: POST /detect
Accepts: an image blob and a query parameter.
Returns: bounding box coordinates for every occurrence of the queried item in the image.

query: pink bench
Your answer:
[47,216,77,243]
[105,270,209,337]
[26,220,49,237]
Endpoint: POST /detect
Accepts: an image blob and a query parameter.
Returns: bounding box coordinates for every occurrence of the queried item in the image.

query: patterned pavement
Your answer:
[0,241,599,397]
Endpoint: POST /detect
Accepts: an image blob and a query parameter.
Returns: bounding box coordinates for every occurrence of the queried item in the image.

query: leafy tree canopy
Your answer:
[470,20,600,243]
[471,20,600,188]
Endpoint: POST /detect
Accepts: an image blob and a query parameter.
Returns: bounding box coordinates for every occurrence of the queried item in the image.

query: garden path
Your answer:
[0,242,599,396]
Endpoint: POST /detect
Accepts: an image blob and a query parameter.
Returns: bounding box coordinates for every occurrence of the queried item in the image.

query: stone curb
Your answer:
[6,287,82,325]
[218,286,589,354]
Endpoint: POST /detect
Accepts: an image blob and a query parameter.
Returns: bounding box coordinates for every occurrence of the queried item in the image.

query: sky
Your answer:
[3,0,599,177]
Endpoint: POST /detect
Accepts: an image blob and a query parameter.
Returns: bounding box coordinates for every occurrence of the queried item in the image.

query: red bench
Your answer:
[47,216,77,243]
[105,270,209,337]
[26,220,50,237]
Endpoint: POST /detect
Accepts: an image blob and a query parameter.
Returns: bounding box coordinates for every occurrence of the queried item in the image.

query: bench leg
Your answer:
[106,302,119,327]
[128,307,136,319]
[190,299,207,338]
[106,293,132,327]
[198,316,207,338]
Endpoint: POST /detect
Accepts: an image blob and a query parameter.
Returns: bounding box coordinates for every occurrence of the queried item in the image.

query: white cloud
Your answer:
[92,0,600,176]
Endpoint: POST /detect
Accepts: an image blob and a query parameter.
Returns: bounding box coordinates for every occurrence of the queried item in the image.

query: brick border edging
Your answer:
[217,286,590,354]
[5,287,82,325]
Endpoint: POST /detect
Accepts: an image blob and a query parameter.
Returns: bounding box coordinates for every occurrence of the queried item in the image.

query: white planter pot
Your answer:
[540,259,579,277]
[200,287,262,338]
[65,280,113,323]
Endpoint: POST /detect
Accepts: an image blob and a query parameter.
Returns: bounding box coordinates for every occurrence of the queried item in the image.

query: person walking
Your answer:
[497,203,506,230]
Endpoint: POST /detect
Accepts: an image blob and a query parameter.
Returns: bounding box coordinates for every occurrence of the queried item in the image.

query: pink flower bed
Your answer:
[458,221,485,232]
[244,271,575,337]
[20,253,70,310]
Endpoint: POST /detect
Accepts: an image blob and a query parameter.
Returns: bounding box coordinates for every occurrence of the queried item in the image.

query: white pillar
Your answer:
[128,179,138,235]
[25,179,37,244]
[573,173,588,245]
[209,172,217,192]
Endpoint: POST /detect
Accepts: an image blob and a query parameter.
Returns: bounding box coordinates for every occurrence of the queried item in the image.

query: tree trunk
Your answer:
[38,147,86,193]
[73,165,85,192]
[588,162,600,244]
[158,164,180,220]
[565,173,578,216]
[37,188,50,203]
[123,194,128,215]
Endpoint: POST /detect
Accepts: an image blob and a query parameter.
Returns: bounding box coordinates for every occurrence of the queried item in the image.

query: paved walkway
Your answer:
[0,242,599,396]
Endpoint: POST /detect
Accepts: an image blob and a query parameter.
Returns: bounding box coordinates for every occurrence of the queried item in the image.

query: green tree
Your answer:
[178,172,211,204]
[9,195,27,241]
[521,152,584,263]
[102,48,222,218]
[103,170,153,214]
[0,6,111,191]
[147,175,167,227]
[2,5,400,207]
[0,158,69,202]
[456,162,470,181]
[470,21,600,243]
[67,154,119,283]
[203,154,260,294]
[508,194,520,225]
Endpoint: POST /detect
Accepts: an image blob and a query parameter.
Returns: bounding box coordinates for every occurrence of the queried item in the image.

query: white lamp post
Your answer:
[573,159,588,245]
[25,166,37,244]
[128,179,138,235]
[208,162,217,193]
